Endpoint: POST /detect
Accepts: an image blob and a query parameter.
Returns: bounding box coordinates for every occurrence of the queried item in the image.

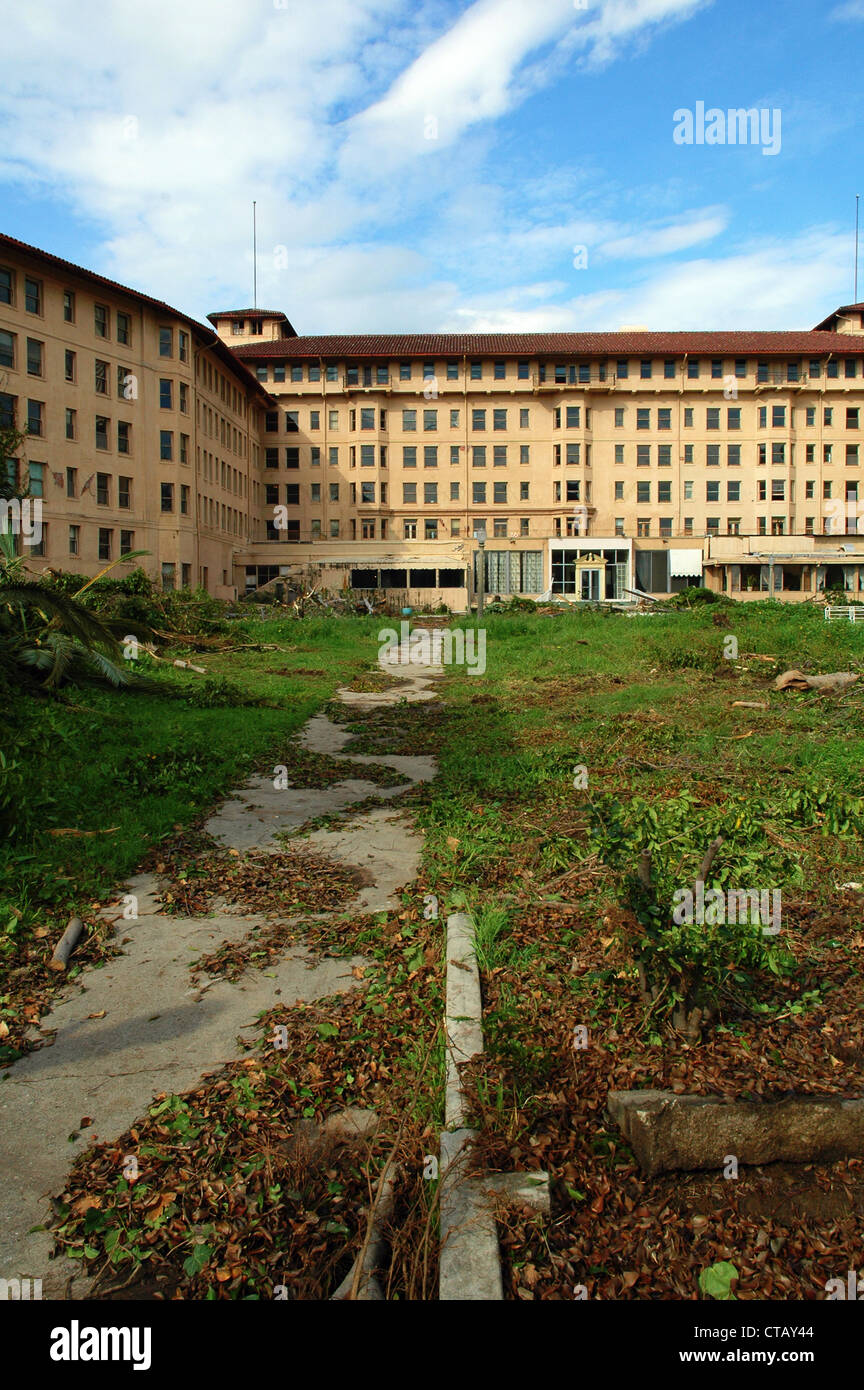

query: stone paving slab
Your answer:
[0,885,364,1295]
[0,639,443,1299]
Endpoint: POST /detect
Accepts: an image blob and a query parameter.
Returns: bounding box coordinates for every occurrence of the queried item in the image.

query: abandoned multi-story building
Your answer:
[3,230,864,606]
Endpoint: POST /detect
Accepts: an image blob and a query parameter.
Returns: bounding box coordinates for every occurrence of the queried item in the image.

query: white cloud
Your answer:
[342,0,712,169]
[446,228,854,331]
[829,0,864,18]
[0,0,754,332]
[595,209,727,260]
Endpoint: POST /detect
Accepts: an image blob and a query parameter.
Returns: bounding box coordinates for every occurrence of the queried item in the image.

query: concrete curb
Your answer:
[439,910,550,1300]
[444,911,483,1130]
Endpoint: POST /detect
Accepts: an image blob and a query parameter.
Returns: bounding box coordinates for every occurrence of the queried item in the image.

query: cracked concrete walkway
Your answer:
[0,632,442,1297]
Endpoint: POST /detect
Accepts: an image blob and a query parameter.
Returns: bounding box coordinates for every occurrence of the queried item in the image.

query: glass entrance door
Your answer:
[580,567,601,600]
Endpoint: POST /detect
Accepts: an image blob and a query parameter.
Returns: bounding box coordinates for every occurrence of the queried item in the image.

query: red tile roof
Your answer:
[207,309,291,322]
[231,329,864,360]
[0,232,272,401]
[812,304,864,329]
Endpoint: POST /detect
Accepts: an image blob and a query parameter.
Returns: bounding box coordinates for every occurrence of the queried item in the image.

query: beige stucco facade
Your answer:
[0,235,270,600]
[4,231,864,606]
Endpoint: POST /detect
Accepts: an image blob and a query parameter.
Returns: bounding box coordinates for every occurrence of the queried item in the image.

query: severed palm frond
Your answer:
[0,581,120,651]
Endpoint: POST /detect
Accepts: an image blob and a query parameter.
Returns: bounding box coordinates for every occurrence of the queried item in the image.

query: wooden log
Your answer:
[48,917,84,973]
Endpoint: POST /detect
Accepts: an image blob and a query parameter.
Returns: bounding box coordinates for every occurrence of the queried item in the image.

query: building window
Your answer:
[117,421,130,454]
[98,528,112,561]
[178,330,189,362]
[25,338,43,377]
[117,311,131,345]
[159,327,173,357]
[118,477,131,508]
[26,400,44,436]
[94,360,109,395]
[161,483,174,512]
[160,430,173,460]
[24,278,41,314]
[26,461,43,498]
[0,268,12,305]
[159,378,172,409]
[95,305,109,339]
[96,472,110,505]
[472,446,486,468]
[68,524,79,555]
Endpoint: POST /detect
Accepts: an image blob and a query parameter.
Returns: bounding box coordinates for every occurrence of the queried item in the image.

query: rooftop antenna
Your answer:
[856,194,860,302]
[252,201,258,311]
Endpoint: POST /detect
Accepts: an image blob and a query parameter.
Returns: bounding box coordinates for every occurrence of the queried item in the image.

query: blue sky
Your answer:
[1,0,862,334]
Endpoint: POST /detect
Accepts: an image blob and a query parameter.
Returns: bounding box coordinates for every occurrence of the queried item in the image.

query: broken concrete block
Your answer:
[480,1170,551,1215]
[608,1089,864,1177]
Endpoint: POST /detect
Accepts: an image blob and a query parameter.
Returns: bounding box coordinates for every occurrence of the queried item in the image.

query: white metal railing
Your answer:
[824,605,864,622]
